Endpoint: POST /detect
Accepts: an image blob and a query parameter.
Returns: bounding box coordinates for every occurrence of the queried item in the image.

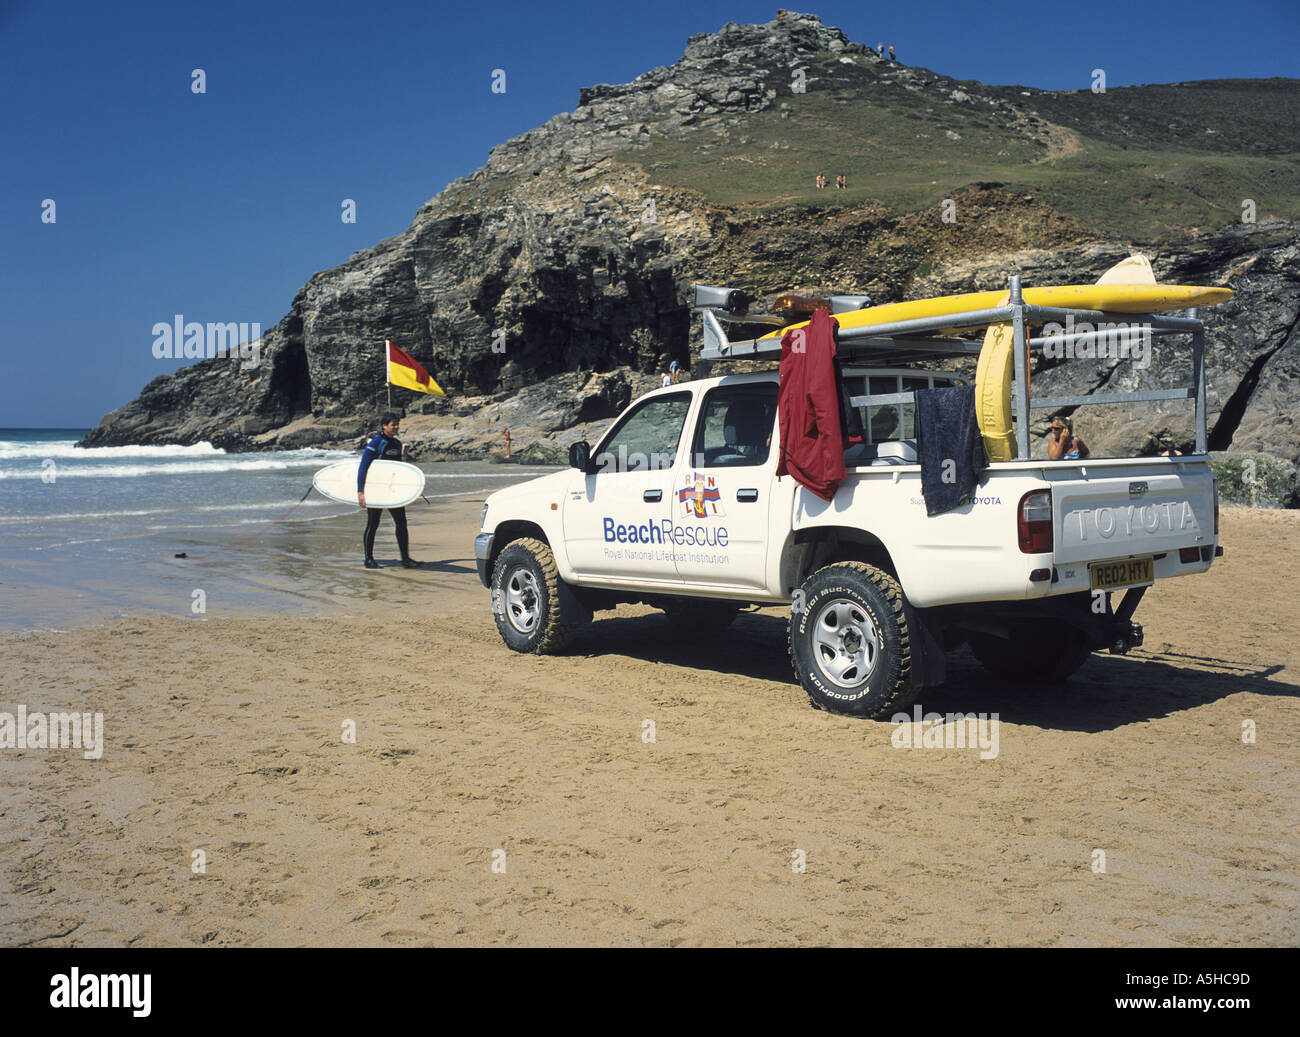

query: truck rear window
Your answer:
[843,371,965,446]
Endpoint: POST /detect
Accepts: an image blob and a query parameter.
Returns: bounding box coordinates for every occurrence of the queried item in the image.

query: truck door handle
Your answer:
[736,488,759,502]
[643,489,662,502]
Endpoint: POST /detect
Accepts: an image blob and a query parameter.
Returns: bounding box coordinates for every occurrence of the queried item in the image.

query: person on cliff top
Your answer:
[358,413,421,569]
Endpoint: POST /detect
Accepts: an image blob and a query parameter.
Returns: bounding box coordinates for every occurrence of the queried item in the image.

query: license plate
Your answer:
[1090,557,1154,591]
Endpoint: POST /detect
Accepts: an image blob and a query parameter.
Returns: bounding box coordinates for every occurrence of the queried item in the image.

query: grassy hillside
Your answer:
[619,52,1300,239]
[985,78,1300,156]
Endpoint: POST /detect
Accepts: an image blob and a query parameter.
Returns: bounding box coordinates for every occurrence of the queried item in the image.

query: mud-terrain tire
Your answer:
[788,562,917,719]
[661,598,741,636]
[967,621,1093,683]
[491,538,578,654]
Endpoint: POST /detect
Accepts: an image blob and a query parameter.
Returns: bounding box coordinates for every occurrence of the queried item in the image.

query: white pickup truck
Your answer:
[474,280,1221,718]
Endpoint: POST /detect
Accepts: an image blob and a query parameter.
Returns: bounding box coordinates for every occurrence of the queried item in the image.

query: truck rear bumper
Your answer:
[935,587,1147,654]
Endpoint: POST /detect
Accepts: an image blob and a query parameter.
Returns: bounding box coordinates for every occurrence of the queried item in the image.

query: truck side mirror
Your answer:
[568,441,592,472]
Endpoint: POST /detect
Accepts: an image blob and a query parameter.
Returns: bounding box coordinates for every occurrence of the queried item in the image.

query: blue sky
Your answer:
[2,0,1296,428]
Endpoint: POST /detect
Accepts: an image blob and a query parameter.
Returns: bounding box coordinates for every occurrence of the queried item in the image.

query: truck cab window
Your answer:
[594,392,691,473]
[691,383,778,468]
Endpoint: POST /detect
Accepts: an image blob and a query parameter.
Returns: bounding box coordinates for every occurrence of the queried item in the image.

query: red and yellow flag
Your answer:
[386,340,445,396]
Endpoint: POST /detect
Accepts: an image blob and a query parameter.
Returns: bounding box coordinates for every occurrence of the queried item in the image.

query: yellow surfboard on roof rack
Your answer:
[759,260,1232,462]
[756,283,1233,341]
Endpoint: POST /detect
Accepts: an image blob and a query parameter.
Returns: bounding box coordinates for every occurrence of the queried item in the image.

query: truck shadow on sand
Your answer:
[571,610,1296,734]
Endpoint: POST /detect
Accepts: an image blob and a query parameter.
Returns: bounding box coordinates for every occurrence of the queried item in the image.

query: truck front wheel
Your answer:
[491,537,579,654]
[788,562,918,719]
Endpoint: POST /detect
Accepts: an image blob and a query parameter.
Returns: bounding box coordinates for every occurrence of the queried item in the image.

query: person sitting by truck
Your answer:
[1048,417,1090,460]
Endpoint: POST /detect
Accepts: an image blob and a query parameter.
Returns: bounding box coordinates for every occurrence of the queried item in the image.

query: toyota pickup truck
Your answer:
[474,279,1222,718]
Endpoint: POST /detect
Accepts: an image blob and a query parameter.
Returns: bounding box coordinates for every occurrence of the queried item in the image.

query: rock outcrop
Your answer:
[82,11,1300,479]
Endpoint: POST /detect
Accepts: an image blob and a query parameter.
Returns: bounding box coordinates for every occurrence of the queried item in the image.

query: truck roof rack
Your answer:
[692,276,1212,460]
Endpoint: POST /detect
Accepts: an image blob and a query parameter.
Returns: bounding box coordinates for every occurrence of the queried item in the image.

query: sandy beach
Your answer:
[0,502,1296,947]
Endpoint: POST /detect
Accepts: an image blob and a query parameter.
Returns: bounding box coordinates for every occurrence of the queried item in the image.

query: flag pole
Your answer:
[385,340,391,410]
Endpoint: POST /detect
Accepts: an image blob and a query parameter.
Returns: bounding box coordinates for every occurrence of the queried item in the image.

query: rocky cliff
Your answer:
[82,11,1300,482]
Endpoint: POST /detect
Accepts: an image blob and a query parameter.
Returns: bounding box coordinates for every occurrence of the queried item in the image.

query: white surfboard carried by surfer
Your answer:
[312,459,426,508]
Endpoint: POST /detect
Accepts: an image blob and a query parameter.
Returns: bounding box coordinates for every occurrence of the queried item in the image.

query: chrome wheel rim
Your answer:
[811,597,880,689]
[505,567,541,635]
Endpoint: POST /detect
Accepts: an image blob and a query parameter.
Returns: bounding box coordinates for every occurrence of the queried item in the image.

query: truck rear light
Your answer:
[1017,490,1053,554]
[1179,547,1200,563]
[1212,477,1219,534]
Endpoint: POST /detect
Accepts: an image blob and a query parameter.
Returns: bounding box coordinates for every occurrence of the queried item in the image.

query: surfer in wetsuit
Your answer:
[358,413,421,569]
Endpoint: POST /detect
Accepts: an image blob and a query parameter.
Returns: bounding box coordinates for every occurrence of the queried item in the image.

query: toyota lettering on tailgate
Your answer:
[1073,501,1198,541]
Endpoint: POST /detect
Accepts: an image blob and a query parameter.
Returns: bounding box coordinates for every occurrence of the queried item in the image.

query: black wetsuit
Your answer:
[359,432,410,562]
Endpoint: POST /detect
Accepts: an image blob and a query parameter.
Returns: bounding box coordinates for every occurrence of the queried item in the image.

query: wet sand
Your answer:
[0,461,550,631]
[0,504,1296,946]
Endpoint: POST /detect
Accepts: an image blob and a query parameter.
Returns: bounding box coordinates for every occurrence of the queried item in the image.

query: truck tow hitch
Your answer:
[1108,586,1147,655]
[1110,622,1144,655]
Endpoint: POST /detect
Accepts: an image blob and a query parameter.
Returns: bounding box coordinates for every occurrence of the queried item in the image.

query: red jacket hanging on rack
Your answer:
[776,308,859,501]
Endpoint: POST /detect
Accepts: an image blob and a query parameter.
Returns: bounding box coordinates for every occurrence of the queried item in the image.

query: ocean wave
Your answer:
[0,440,224,460]
[0,440,349,462]
[0,500,339,524]
[0,459,340,478]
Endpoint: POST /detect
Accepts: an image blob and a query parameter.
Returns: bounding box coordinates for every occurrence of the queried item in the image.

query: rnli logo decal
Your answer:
[677,471,725,519]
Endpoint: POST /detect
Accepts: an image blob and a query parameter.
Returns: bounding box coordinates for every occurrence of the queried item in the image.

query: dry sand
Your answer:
[1,503,1296,946]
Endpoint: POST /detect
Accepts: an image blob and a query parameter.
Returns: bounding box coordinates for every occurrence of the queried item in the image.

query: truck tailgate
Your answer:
[1051,466,1216,566]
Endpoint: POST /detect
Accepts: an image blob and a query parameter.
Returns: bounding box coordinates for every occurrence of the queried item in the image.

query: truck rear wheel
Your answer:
[660,598,741,636]
[788,562,917,719]
[967,622,1092,683]
[491,537,579,654]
